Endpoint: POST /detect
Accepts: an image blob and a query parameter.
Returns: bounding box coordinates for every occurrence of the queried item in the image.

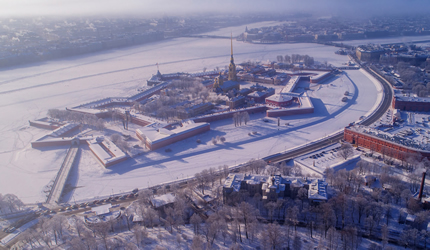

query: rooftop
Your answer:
[151,193,175,208]
[347,124,430,151]
[136,120,209,145]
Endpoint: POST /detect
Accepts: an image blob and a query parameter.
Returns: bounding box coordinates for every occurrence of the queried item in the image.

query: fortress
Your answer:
[29,37,336,167]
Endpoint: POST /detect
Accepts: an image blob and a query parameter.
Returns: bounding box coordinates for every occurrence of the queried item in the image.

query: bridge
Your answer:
[182,35,230,39]
[46,144,80,204]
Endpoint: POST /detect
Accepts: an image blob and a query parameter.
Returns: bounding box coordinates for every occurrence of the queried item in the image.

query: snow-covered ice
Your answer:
[0,29,385,203]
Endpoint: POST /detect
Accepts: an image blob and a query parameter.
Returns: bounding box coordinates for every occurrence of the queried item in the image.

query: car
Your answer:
[72,204,79,209]
[132,188,139,194]
[66,207,72,211]
[49,210,56,214]
[58,208,65,212]
[127,194,135,198]
[120,195,128,200]
[80,203,87,207]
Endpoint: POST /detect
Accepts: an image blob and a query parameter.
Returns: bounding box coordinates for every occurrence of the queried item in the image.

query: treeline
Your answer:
[276,54,315,66]
[133,79,211,120]
[47,109,106,131]
[0,193,24,214]
[232,111,250,127]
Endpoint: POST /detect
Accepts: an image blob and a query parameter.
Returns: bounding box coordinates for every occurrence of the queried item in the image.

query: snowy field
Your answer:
[0,24,386,203]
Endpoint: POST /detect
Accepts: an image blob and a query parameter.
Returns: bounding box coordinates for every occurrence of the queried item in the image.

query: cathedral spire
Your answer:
[228,33,237,82]
[231,32,233,58]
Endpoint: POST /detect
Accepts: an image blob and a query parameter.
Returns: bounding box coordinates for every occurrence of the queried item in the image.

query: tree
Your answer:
[320,203,336,237]
[195,171,207,195]
[286,206,299,231]
[190,213,202,235]
[191,235,204,250]
[3,194,24,212]
[293,235,302,249]
[265,202,277,222]
[242,112,250,125]
[70,215,86,237]
[338,143,354,160]
[260,223,285,250]
[132,225,147,247]
[365,216,376,237]
[248,159,266,174]
[237,202,259,240]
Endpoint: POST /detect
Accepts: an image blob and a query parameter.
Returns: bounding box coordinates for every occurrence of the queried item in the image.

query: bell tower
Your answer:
[228,33,237,82]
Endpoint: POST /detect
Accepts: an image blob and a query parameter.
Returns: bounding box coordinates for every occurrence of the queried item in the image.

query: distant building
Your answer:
[392,94,430,112]
[226,96,246,109]
[151,193,175,211]
[356,46,385,61]
[265,93,295,107]
[223,173,328,204]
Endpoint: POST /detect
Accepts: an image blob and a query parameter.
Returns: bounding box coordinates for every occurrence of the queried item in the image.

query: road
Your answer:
[264,65,393,165]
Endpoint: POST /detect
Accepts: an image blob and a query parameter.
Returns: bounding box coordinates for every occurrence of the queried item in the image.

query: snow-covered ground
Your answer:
[0,25,387,203]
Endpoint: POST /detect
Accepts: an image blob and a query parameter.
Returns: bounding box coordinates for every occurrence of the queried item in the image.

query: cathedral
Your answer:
[213,34,239,93]
[228,33,237,81]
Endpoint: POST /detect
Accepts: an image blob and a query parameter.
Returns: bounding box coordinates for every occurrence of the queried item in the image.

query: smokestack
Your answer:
[418,172,426,201]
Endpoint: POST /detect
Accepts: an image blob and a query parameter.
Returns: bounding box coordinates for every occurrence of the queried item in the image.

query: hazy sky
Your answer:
[1,0,430,17]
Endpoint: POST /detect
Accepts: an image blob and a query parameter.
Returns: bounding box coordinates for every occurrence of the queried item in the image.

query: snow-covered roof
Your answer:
[347,124,430,152]
[220,80,240,91]
[87,137,127,167]
[151,193,175,208]
[406,214,417,223]
[308,179,328,201]
[282,76,300,93]
[50,123,79,137]
[266,93,293,103]
[136,121,209,145]
[262,175,286,193]
[86,211,121,223]
[91,203,112,216]
[310,71,331,81]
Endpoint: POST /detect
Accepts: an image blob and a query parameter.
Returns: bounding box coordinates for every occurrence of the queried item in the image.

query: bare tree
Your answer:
[260,223,285,250]
[236,202,259,240]
[190,213,202,235]
[248,159,266,174]
[70,215,86,237]
[191,235,204,250]
[297,188,308,209]
[242,112,250,125]
[338,143,354,160]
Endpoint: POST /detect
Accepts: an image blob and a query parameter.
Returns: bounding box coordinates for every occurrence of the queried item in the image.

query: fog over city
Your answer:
[4,0,430,249]
[1,0,430,17]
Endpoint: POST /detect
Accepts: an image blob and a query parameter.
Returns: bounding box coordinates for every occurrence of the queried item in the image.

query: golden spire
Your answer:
[231,32,233,57]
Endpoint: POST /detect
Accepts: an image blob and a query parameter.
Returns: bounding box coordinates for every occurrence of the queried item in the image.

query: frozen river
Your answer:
[0,24,384,203]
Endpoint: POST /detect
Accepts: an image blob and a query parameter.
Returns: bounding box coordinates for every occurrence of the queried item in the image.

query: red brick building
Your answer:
[392,96,430,112]
[344,125,430,160]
